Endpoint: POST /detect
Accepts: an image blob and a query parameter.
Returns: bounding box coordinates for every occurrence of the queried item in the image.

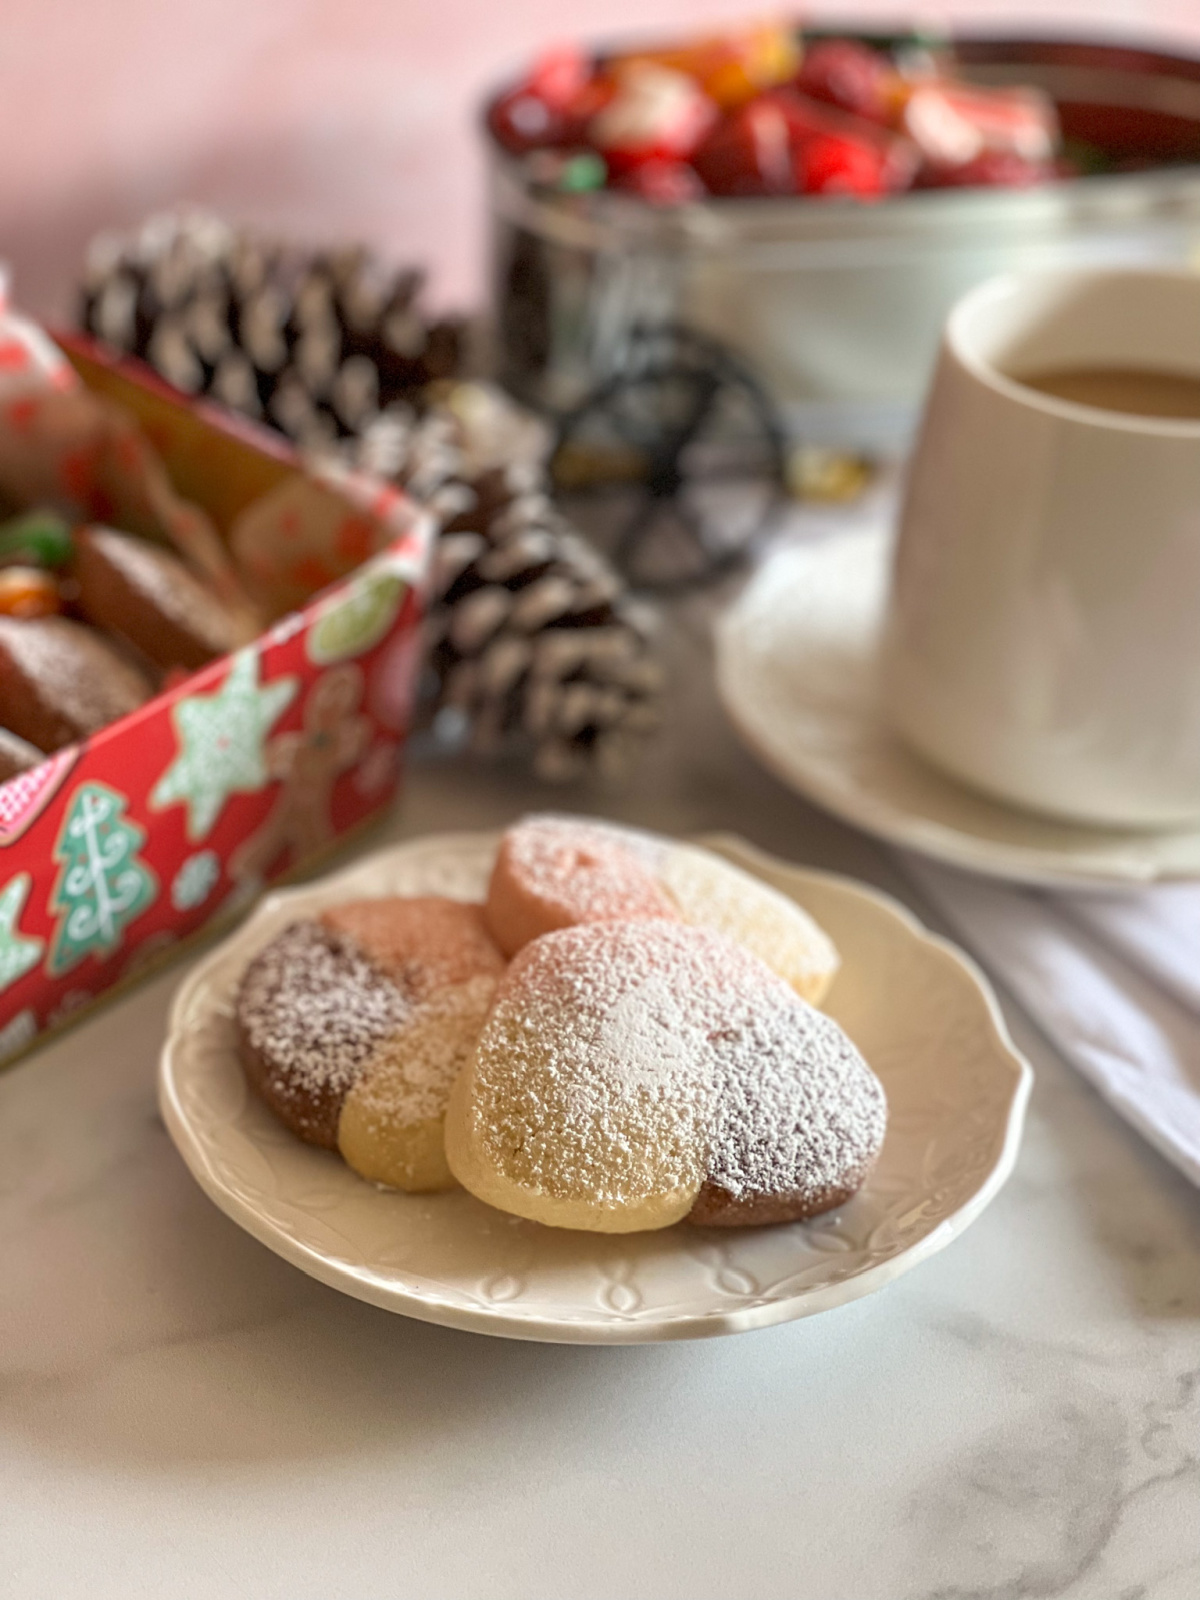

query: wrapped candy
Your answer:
[903,82,1059,181]
[693,88,915,198]
[588,63,718,174]
[796,38,907,125]
[798,130,899,197]
[524,149,608,195]
[610,21,800,111]
[486,44,596,154]
[0,566,60,618]
[488,24,1064,205]
[0,510,74,569]
[692,93,797,195]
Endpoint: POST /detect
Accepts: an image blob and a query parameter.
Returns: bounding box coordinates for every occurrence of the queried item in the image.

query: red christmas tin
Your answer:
[0,291,432,1062]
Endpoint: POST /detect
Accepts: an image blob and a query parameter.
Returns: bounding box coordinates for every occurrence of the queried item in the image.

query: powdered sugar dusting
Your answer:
[236,920,409,1116]
[471,922,722,1205]
[486,816,678,955]
[703,995,886,1207]
[659,843,839,999]
[469,919,885,1215]
[350,974,499,1127]
[322,897,504,1000]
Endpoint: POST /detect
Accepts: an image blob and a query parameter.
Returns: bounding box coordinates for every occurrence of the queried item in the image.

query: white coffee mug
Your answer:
[881,267,1200,829]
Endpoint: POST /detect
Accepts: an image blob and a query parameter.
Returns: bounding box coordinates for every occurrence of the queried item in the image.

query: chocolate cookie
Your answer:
[72,525,238,672]
[0,616,153,751]
[235,901,506,1190]
[236,920,409,1148]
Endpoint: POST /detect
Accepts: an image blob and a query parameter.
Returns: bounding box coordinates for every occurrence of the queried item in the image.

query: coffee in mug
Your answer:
[881,268,1200,829]
[1015,365,1200,420]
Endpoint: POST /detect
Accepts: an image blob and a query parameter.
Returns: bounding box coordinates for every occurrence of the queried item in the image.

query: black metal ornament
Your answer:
[549,323,787,592]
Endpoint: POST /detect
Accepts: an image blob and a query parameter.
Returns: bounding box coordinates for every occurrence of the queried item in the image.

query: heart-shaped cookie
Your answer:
[235,897,505,1191]
[488,816,840,1004]
[485,814,680,958]
[444,919,886,1233]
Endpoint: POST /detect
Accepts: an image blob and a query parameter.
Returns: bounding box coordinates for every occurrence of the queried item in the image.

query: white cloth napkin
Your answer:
[900,858,1200,1188]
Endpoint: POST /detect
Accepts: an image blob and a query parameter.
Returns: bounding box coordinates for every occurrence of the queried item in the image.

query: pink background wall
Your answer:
[4,0,1200,324]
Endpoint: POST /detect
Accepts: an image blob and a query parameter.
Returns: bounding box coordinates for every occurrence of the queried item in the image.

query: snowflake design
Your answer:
[171,850,221,911]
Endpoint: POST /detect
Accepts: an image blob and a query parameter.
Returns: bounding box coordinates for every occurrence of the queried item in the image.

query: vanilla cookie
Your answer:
[657,843,840,1005]
[337,975,499,1192]
[484,815,679,958]
[445,919,885,1233]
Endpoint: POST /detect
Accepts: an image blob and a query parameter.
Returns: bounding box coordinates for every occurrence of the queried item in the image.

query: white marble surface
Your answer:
[2,595,1199,1599]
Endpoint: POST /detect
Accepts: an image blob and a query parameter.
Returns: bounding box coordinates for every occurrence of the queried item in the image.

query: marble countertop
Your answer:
[3,587,1199,1600]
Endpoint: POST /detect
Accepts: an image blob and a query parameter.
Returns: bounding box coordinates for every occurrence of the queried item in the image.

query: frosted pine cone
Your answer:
[425,464,662,781]
[79,210,462,448]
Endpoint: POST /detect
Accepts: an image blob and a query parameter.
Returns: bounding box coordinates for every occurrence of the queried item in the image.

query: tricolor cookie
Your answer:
[488,816,839,1005]
[235,897,505,1191]
[655,841,839,1005]
[484,814,679,958]
[445,920,885,1233]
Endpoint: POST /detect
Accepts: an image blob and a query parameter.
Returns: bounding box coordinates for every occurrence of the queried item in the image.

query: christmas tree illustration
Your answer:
[48,783,158,977]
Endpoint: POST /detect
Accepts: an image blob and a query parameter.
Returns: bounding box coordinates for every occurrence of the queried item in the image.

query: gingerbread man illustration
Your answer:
[230,664,370,882]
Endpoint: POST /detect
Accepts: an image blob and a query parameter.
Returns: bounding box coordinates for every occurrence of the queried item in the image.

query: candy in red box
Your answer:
[0,290,432,1065]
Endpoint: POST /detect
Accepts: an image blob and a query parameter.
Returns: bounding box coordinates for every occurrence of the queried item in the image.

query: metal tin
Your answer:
[489,34,1200,447]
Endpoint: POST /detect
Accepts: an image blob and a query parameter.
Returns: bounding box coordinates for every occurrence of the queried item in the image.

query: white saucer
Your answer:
[158,827,1030,1344]
[716,529,1200,890]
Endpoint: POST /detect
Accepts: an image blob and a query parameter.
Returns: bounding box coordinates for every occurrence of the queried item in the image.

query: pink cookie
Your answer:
[322,897,505,999]
[484,816,679,958]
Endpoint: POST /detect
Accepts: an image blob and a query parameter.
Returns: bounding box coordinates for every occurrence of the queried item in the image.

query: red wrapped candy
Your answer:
[903,82,1058,178]
[527,44,592,108]
[609,22,800,112]
[694,87,916,199]
[796,39,905,125]
[488,44,596,154]
[488,26,1062,203]
[798,131,893,197]
[692,94,798,195]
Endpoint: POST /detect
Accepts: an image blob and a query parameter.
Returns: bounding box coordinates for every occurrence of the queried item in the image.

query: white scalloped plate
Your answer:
[159,828,1031,1343]
[716,529,1200,889]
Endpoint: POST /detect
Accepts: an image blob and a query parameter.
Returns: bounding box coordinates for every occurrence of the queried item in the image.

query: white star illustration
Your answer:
[150,650,298,841]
